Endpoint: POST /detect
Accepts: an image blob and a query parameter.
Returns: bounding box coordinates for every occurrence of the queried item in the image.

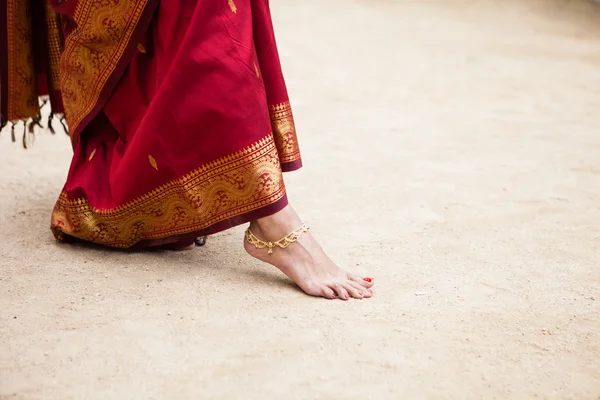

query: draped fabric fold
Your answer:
[1,0,66,142]
[3,0,303,248]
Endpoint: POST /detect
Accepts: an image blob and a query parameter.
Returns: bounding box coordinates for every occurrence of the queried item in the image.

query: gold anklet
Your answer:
[245,224,310,255]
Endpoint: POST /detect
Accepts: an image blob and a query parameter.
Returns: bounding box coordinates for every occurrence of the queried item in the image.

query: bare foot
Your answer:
[244,205,374,300]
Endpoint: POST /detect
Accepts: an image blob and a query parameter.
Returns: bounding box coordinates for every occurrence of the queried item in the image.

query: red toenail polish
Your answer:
[364,278,372,282]
[359,292,364,296]
[345,294,349,299]
[331,295,337,299]
[368,290,373,294]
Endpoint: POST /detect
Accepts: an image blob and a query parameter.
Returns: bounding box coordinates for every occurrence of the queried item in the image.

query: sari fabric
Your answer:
[1,0,65,136]
[47,0,303,248]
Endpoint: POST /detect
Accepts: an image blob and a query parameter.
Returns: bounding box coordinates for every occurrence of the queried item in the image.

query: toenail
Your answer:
[344,294,349,299]
[368,290,373,294]
[364,278,372,282]
[331,294,337,299]
[359,292,364,296]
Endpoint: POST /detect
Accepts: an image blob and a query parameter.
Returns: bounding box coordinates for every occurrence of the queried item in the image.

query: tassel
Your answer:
[24,119,37,149]
[28,115,42,133]
[59,116,69,135]
[48,113,56,134]
[22,122,28,149]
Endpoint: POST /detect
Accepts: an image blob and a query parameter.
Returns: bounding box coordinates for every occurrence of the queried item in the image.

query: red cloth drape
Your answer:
[50,0,302,248]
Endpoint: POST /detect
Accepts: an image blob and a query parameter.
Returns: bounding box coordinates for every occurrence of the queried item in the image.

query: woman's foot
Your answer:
[244,205,374,300]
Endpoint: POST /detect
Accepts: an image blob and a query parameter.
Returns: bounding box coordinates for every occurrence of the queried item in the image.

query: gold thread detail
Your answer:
[269,102,301,164]
[59,0,150,137]
[45,4,63,91]
[254,63,260,79]
[50,135,286,248]
[88,148,97,161]
[148,155,158,170]
[245,224,309,254]
[228,0,237,13]
[5,0,38,120]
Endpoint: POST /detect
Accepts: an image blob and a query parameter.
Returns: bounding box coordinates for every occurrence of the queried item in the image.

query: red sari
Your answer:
[2,0,302,248]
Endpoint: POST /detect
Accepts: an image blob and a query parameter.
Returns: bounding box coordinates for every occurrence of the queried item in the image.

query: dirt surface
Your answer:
[1,0,600,399]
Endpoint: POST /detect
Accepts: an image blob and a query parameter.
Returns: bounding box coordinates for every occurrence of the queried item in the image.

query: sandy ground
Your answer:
[1,0,600,399]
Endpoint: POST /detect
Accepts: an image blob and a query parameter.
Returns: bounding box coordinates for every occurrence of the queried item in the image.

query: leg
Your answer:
[244,204,375,300]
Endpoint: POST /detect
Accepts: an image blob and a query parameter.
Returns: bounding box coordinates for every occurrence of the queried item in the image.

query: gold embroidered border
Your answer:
[51,135,286,248]
[59,0,150,136]
[269,101,301,164]
[6,0,38,120]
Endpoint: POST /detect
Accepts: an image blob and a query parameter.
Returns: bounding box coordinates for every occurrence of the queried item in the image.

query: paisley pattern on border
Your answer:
[6,0,38,121]
[269,101,301,164]
[51,135,287,248]
[59,0,149,136]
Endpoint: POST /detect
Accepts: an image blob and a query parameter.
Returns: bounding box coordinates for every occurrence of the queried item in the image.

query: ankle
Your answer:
[247,220,265,239]
[253,205,301,234]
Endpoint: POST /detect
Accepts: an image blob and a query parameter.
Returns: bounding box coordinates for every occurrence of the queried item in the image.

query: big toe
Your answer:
[349,273,374,288]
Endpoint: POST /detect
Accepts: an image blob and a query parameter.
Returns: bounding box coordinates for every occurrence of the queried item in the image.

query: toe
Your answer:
[301,280,331,298]
[348,281,373,298]
[320,286,337,300]
[330,283,350,300]
[342,283,365,299]
[348,273,374,288]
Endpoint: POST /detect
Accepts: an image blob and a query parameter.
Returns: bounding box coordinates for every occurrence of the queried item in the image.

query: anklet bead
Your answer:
[245,224,309,255]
